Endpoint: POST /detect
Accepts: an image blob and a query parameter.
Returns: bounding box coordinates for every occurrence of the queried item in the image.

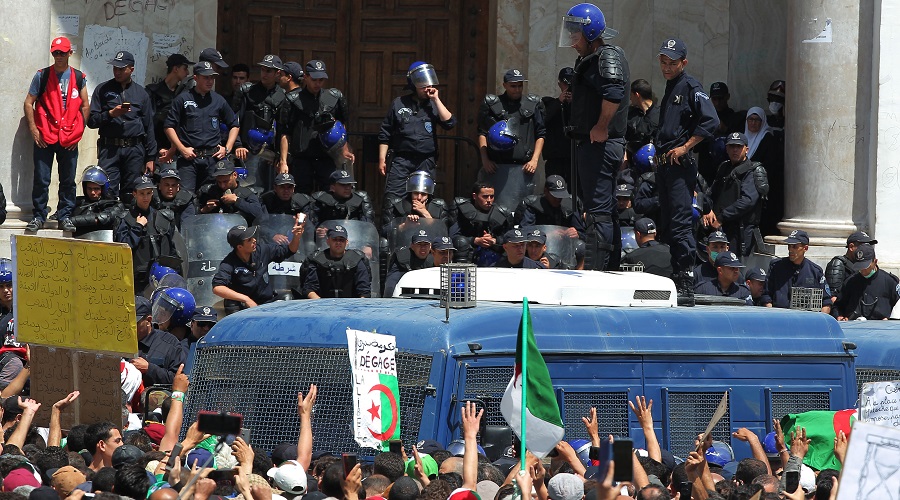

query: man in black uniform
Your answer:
[766,230,832,313]
[133,296,186,386]
[303,225,372,299]
[693,230,731,287]
[381,170,451,234]
[694,252,752,304]
[478,69,546,212]
[561,3,629,271]
[115,176,180,293]
[825,231,876,306]
[378,61,456,200]
[540,67,574,183]
[450,182,514,266]
[197,160,266,225]
[279,60,353,194]
[163,61,239,193]
[702,132,764,256]
[261,172,314,218]
[834,244,900,321]
[432,235,455,265]
[87,50,157,205]
[524,227,564,269]
[211,218,305,312]
[626,79,658,156]
[620,218,671,277]
[493,228,543,269]
[70,165,126,237]
[311,170,374,239]
[152,167,195,229]
[384,229,434,297]
[655,38,719,304]
[232,54,287,191]
[146,54,194,154]
[515,175,585,239]
[745,267,772,307]
[223,63,250,105]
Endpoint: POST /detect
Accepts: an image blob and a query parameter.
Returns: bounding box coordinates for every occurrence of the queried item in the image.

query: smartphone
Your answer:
[342,453,357,477]
[197,411,243,436]
[678,481,693,499]
[166,443,183,471]
[297,213,307,225]
[785,470,800,493]
[595,439,613,481]
[122,102,131,108]
[389,439,402,455]
[612,438,633,483]
[240,427,251,444]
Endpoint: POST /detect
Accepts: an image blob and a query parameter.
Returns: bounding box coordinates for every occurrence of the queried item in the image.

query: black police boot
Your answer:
[674,271,695,307]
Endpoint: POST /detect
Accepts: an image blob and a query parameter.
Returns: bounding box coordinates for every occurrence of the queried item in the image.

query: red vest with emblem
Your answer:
[34,66,85,147]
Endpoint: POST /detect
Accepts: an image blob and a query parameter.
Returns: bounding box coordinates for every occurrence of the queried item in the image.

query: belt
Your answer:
[194,147,220,158]
[100,136,144,147]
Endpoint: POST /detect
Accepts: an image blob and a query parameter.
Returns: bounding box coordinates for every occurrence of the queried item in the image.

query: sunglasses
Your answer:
[52,51,69,56]
[196,321,216,329]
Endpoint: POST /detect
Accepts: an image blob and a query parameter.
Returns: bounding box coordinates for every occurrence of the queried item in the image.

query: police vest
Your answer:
[155,189,193,213]
[454,198,510,237]
[713,160,766,224]
[236,82,286,132]
[313,191,370,222]
[571,45,627,138]
[393,247,434,273]
[387,196,447,221]
[522,195,574,226]
[123,208,175,274]
[483,93,539,164]
[285,88,343,154]
[262,192,314,215]
[312,249,366,298]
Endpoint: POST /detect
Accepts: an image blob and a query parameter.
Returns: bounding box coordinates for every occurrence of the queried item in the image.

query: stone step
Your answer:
[0,222,71,259]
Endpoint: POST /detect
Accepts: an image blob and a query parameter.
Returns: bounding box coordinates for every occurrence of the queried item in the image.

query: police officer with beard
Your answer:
[381,171,451,233]
[384,229,435,297]
[303,225,372,299]
[450,182,514,266]
[560,3,629,271]
[70,165,126,237]
[152,167,195,229]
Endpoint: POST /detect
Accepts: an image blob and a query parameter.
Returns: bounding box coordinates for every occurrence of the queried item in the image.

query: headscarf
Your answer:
[744,106,771,159]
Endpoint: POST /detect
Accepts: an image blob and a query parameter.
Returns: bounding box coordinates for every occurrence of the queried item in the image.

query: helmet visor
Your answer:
[151,292,181,326]
[406,173,434,195]
[559,16,585,47]
[409,64,439,88]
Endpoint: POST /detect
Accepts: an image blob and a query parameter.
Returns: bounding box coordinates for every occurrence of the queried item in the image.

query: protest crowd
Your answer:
[1,2,889,500]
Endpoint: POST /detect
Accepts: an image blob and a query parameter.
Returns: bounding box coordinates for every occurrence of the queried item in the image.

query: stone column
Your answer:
[779,0,873,245]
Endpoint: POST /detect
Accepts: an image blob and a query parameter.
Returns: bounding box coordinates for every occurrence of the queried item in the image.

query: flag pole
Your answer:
[520,297,528,471]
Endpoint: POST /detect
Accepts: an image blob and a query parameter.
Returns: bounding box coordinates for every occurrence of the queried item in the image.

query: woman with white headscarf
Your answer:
[744,107,775,161]
[744,107,784,236]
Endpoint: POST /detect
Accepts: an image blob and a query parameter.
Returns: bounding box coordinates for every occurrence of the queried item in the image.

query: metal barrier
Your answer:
[856,368,900,397]
[770,392,831,421]
[790,287,824,311]
[666,392,732,458]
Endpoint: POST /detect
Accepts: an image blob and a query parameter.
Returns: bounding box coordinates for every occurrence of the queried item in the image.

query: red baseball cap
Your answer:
[51,37,72,53]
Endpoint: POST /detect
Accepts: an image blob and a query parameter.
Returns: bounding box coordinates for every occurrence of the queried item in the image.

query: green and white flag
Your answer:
[500,299,565,458]
[348,328,401,449]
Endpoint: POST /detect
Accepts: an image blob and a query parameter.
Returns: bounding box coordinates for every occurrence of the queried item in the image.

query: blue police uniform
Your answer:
[571,43,630,270]
[164,88,238,192]
[153,188,196,230]
[114,204,178,293]
[138,328,187,385]
[261,191,314,217]
[88,79,157,200]
[212,239,297,308]
[449,199,514,266]
[378,94,456,198]
[655,70,719,274]
[695,278,752,305]
[633,172,660,223]
[766,257,833,309]
[302,249,372,298]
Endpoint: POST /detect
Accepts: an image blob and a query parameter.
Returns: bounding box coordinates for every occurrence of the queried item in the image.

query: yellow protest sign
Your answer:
[13,235,137,355]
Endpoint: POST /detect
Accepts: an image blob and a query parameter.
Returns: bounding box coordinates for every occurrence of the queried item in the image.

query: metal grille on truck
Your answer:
[667,392,731,457]
[856,368,900,397]
[770,392,830,421]
[185,346,432,455]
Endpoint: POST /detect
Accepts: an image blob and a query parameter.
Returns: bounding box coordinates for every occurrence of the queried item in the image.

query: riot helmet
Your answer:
[151,287,196,328]
[407,61,439,89]
[559,3,617,47]
[0,259,11,285]
[569,439,592,467]
[705,440,734,467]
[633,143,657,174]
[247,126,276,151]
[149,262,187,291]
[487,120,518,151]
[320,120,348,153]
[406,171,435,195]
[81,165,110,196]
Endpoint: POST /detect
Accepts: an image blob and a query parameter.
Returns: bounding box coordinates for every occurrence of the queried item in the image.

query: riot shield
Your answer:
[181,214,247,314]
[384,217,450,255]
[484,164,535,212]
[530,225,577,269]
[316,220,381,297]
[257,214,316,298]
[74,230,113,242]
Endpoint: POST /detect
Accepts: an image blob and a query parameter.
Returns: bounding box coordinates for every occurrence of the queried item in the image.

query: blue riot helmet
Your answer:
[406,171,435,195]
[407,61,439,89]
[446,439,486,457]
[763,431,779,458]
[705,440,734,467]
[0,259,11,285]
[560,3,618,47]
[633,143,657,175]
[247,127,275,151]
[81,165,110,195]
[151,287,196,328]
[149,263,180,289]
[569,439,592,467]
[235,166,249,180]
[320,120,348,153]
[621,227,638,253]
[487,120,518,151]
[710,136,728,166]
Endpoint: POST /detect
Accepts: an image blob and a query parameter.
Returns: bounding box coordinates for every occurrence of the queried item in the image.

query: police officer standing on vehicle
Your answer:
[303,225,372,299]
[146,54,194,153]
[654,38,720,305]
[162,61,239,193]
[232,55,287,190]
[378,62,456,200]
[279,60,353,194]
[478,69,545,212]
[87,51,157,205]
[560,3,629,271]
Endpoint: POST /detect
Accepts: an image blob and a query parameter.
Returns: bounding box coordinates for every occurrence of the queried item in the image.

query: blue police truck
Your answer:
[183,269,857,461]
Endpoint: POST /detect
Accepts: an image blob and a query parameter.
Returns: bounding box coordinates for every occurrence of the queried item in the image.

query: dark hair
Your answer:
[67,451,87,468]
[124,430,154,452]
[373,452,405,483]
[734,458,768,485]
[232,64,251,76]
[815,469,840,499]
[472,182,493,196]
[0,493,23,500]
[751,474,780,493]
[252,452,274,477]
[669,463,688,488]
[137,451,166,471]
[429,450,450,467]
[320,463,345,498]
[638,456,668,485]
[160,398,173,422]
[34,446,68,473]
[438,472,462,491]
[637,484,672,500]
[421,479,452,500]
[85,422,117,456]
[66,425,88,452]
[95,493,121,500]
[388,477,419,500]
[495,484,515,500]
[92,467,117,493]
[478,462,504,485]
[313,455,340,477]
[363,474,391,497]
[114,463,151,500]
[0,445,21,459]
[22,444,42,463]
[631,79,653,100]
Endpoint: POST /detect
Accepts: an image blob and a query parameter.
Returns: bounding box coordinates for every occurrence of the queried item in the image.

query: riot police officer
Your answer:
[524,227,565,269]
[654,38,719,305]
[152,167,196,229]
[232,55,287,190]
[70,165,126,237]
[382,171,451,234]
[626,79,658,156]
[311,170,374,239]
[450,182,514,266]
[541,67,575,184]
[279,60,353,194]
[693,230,731,287]
[384,229,435,297]
[560,3,630,271]
[478,69,546,212]
[196,160,266,225]
[147,54,194,153]
[378,62,456,200]
[303,225,372,299]
[87,50,157,204]
[833,244,899,321]
[632,143,660,222]
[825,231,876,305]
[493,228,544,269]
[620,218,672,277]
[261,173,314,217]
[114,176,180,293]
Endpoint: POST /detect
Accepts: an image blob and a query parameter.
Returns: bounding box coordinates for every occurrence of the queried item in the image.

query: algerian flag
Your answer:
[348,329,402,449]
[500,298,564,458]
[781,409,857,470]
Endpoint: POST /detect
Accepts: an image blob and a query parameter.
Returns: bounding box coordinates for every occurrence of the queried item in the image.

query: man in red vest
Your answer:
[23,37,90,233]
